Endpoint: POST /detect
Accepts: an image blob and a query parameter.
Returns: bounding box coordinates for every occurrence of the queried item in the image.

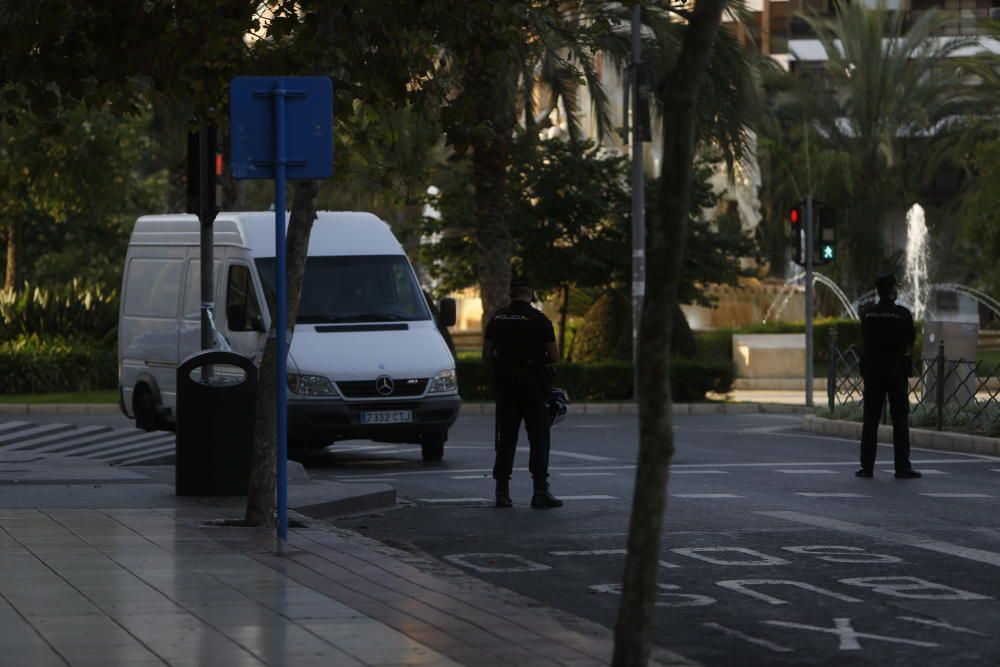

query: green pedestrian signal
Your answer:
[817,205,836,265]
[821,243,834,261]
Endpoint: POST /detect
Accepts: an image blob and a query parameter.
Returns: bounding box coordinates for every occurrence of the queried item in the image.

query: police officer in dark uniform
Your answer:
[483,275,563,508]
[857,273,921,479]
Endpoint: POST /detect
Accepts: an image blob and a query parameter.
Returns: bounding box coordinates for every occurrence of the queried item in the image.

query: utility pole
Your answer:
[199,125,218,356]
[805,195,815,408]
[630,2,646,401]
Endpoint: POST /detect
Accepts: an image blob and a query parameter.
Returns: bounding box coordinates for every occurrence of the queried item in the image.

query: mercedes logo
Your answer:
[375,375,394,396]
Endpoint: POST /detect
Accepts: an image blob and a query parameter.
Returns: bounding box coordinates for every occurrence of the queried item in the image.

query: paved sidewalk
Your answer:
[0,451,693,667]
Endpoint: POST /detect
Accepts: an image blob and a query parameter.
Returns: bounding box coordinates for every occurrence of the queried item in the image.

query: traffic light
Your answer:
[817,205,836,264]
[789,203,805,266]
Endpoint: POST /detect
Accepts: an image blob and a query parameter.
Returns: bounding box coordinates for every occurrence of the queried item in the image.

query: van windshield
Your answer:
[255,255,432,324]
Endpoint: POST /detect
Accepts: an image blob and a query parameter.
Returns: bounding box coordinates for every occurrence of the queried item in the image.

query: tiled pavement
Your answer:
[0,507,665,667]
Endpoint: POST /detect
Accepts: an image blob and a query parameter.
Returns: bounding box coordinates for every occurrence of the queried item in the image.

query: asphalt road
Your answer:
[299,411,1000,667]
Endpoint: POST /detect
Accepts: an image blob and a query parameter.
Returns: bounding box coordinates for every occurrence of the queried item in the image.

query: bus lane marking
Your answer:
[760,510,1000,568]
[764,617,940,650]
[549,549,680,568]
[590,583,716,607]
[671,547,790,566]
[715,580,862,606]
[702,623,793,653]
[838,577,991,600]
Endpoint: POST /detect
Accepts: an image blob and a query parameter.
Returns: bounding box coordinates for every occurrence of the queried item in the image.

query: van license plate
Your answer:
[361,410,412,424]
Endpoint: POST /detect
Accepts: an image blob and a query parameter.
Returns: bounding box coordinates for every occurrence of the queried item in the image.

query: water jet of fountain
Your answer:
[905,204,930,321]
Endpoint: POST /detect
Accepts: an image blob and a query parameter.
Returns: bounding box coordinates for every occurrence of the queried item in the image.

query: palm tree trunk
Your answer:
[466,49,516,325]
[4,220,20,291]
[244,179,319,527]
[612,0,729,664]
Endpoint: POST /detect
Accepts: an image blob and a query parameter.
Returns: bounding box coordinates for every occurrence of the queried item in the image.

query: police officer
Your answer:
[857,273,921,479]
[483,275,562,508]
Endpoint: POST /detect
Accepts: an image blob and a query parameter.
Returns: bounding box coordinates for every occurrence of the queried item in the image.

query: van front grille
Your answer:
[336,378,428,399]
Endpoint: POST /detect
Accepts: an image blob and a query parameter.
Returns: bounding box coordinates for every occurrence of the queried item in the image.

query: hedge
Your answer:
[694,318,865,363]
[456,358,735,402]
[0,335,117,394]
[0,281,119,344]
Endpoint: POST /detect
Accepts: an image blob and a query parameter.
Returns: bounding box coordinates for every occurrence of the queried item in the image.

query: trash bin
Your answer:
[175,350,257,496]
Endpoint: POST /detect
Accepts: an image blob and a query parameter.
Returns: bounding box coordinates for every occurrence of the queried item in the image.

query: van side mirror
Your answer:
[226,303,248,331]
[438,298,457,328]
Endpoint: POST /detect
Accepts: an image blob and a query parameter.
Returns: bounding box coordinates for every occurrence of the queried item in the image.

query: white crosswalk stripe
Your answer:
[0,420,175,465]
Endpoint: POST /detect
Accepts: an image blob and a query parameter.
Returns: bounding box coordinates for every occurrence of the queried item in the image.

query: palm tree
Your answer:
[789,0,975,289]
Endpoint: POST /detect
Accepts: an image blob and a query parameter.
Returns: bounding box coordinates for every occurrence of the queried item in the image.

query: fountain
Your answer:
[904,204,930,321]
[762,270,858,323]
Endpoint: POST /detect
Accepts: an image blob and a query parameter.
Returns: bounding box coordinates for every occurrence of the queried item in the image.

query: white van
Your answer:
[118,211,460,461]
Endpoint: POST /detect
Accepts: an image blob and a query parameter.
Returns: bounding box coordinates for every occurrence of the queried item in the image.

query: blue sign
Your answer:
[230,76,333,180]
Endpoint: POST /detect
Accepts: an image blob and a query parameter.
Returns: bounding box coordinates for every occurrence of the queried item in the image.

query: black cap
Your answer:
[875,273,897,291]
[510,275,532,291]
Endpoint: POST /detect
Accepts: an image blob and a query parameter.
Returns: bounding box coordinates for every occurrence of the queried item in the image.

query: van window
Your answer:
[226,265,263,330]
[124,258,183,318]
[182,260,220,320]
[256,255,431,324]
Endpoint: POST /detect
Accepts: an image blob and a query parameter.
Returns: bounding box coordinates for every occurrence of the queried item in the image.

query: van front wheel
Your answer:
[420,436,445,462]
[134,389,160,432]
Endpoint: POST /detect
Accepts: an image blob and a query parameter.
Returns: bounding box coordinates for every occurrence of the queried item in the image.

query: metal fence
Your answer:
[827,335,1000,436]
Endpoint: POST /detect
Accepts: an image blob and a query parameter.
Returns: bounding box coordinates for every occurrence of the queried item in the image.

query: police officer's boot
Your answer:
[495,479,513,508]
[530,478,563,509]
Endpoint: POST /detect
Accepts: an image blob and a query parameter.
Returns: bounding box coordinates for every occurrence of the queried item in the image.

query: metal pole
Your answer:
[805,195,814,407]
[273,81,289,555]
[827,328,836,414]
[199,126,217,357]
[631,2,645,401]
[936,339,945,431]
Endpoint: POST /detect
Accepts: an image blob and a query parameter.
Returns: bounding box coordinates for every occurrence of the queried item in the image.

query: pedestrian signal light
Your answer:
[789,204,805,266]
[817,205,836,265]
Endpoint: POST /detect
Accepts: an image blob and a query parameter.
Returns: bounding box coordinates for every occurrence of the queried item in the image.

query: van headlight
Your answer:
[428,369,457,394]
[287,373,336,396]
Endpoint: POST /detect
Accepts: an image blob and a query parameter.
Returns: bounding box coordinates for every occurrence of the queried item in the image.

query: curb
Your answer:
[291,484,397,519]
[802,414,1000,457]
[461,401,813,416]
[0,403,121,415]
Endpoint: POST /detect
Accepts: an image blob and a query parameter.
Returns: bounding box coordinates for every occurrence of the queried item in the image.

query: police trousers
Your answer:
[492,379,550,482]
[860,370,912,472]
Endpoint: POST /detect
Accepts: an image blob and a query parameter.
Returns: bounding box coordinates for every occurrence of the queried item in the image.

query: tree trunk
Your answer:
[4,220,20,291]
[466,48,516,325]
[558,284,570,359]
[244,179,320,527]
[612,1,729,664]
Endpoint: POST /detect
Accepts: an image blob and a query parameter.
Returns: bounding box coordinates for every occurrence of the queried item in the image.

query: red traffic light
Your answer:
[789,208,799,224]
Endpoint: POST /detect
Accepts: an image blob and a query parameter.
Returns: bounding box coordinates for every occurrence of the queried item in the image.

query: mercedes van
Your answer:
[118,211,460,460]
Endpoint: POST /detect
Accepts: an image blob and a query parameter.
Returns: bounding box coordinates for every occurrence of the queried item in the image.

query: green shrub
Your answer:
[569,291,631,363]
[823,400,1000,437]
[456,358,735,402]
[0,335,117,394]
[0,281,119,344]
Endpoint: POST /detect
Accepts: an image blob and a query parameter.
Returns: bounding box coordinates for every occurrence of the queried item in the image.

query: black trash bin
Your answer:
[175,350,257,496]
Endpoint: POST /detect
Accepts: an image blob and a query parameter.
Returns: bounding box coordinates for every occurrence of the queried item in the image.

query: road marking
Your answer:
[716,580,862,605]
[592,583,716,607]
[443,553,550,573]
[557,472,615,477]
[673,548,789,566]
[777,469,837,474]
[765,618,940,650]
[919,493,993,498]
[340,478,398,483]
[761,510,1000,568]
[795,493,868,498]
[340,459,404,466]
[898,616,987,636]
[670,470,728,475]
[550,549,680,568]
[782,546,901,564]
[671,494,743,499]
[418,497,490,503]
[839,577,991,600]
[560,495,618,500]
[991,469,1000,473]
[549,450,616,462]
[702,623,793,653]
[450,475,488,479]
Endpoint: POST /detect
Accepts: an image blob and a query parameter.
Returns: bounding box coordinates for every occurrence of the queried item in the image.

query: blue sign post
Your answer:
[230,76,333,554]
